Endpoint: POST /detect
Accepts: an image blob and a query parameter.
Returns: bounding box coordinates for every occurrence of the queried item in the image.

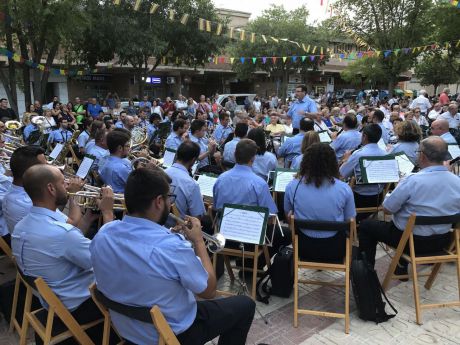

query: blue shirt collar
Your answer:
[122,215,170,233]
[11,184,25,193]
[298,96,310,103]
[232,164,252,172]
[419,165,448,173]
[30,206,66,222]
[171,163,189,174]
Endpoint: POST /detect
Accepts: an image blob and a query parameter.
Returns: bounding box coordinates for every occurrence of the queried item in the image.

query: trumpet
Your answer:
[168,213,226,253]
[67,189,126,211]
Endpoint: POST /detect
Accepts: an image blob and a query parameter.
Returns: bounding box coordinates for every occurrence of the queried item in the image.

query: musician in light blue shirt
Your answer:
[388,120,421,163]
[285,143,355,261]
[23,118,41,145]
[213,139,277,214]
[287,85,318,132]
[86,128,109,172]
[99,130,132,193]
[223,122,248,164]
[12,164,113,314]
[359,137,460,269]
[165,119,187,151]
[47,118,72,144]
[147,113,161,141]
[77,118,93,154]
[247,128,277,179]
[339,124,387,220]
[291,131,320,170]
[90,168,255,345]
[372,109,390,144]
[213,112,233,146]
[165,142,206,220]
[189,120,216,170]
[431,119,457,144]
[279,118,314,167]
[331,115,362,162]
[0,174,12,243]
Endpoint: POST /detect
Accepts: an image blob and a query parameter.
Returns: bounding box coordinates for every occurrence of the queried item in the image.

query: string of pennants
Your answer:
[448,0,460,8]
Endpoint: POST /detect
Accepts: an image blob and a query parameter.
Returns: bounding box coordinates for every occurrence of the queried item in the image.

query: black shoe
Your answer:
[394,264,409,282]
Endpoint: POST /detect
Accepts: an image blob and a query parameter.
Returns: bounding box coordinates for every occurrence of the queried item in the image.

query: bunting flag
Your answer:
[169,10,175,21]
[198,18,205,31]
[149,3,159,14]
[113,0,121,4]
[180,14,189,25]
[251,33,256,43]
[230,57,235,64]
[261,35,267,43]
[282,56,287,63]
[216,23,222,36]
[252,57,257,64]
[133,0,142,11]
[240,30,245,41]
[262,57,267,64]
[228,27,234,39]
[206,20,211,32]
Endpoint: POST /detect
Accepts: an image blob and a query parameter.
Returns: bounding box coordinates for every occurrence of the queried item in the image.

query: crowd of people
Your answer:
[0,82,459,345]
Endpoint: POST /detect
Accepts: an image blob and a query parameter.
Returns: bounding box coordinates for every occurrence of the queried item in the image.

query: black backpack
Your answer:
[256,246,294,303]
[351,249,397,323]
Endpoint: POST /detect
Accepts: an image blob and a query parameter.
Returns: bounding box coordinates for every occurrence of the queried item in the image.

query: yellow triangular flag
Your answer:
[261,35,267,43]
[282,57,287,63]
[240,30,245,41]
[162,57,166,64]
[113,0,121,5]
[180,14,189,25]
[456,40,460,48]
[149,3,159,14]
[229,27,234,39]
[251,33,255,43]
[176,57,179,64]
[230,57,235,64]
[320,47,324,55]
[133,0,141,11]
[169,10,175,21]
[376,51,381,56]
[12,54,20,62]
[306,45,311,53]
[60,69,65,75]
[206,20,211,32]
[312,46,317,54]
[302,43,307,52]
[412,47,417,53]
[271,37,279,43]
[216,23,222,35]
[198,18,205,31]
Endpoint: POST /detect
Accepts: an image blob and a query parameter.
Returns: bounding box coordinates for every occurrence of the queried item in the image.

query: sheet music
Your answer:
[377,138,387,151]
[162,150,176,167]
[196,174,217,198]
[448,145,460,159]
[220,207,266,244]
[191,161,199,176]
[49,143,64,160]
[76,156,94,179]
[362,159,399,183]
[394,154,414,177]
[318,131,331,143]
[274,170,296,192]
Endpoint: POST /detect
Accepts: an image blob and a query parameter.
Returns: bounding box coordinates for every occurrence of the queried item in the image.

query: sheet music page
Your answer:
[274,171,297,192]
[377,138,387,151]
[162,150,176,167]
[362,159,399,183]
[319,131,331,143]
[395,154,414,177]
[196,174,217,198]
[76,156,94,179]
[220,207,265,244]
[191,161,199,175]
[49,143,64,160]
[448,145,460,159]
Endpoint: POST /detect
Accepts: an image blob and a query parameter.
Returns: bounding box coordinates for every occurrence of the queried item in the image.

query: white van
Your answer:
[216,94,256,111]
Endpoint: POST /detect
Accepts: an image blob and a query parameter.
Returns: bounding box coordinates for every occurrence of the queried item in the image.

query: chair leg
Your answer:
[251,246,259,300]
[44,308,55,344]
[409,236,422,325]
[424,263,442,290]
[9,273,20,332]
[263,246,271,268]
[19,288,32,345]
[223,256,235,281]
[345,240,350,334]
[382,252,401,292]
[293,235,299,328]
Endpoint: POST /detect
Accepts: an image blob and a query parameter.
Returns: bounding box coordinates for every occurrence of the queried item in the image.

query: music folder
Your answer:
[196,174,217,199]
[76,154,95,179]
[448,144,460,160]
[318,130,332,143]
[219,204,269,245]
[49,143,64,160]
[358,155,400,184]
[273,168,297,193]
[162,148,176,168]
[392,152,415,177]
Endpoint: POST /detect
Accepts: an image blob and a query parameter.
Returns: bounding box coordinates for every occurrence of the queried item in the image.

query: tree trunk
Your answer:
[280,67,289,101]
[387,80,395,97]
[137,67,144,99]
[433,84,439,96]
[0,67,18,116]
[3,0,18,115]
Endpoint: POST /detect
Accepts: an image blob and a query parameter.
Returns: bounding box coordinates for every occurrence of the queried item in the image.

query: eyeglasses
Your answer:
[167,193,176,204]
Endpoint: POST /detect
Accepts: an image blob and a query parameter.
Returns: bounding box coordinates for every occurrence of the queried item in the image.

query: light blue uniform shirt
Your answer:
[77,130,90,149]
[279,133,304,167]
[87,144,110,172]
[252,152,278,179]
[90,216,208,345]
[331,130,362,162]
[12,206,93,311]
[3,185,32,234]
[85,139,95,152]
[47,128,72,144]
[189,134,209,168]
[284,177,356,238]
[0,175,12,236]
[213,124,233,144]
[377,122,390,145]
[223,137,240,163]
[287,96,318,129]
[23,124,40,144]
[440,132,457,144]
[339,143,387,196]
[99,156,132,193]
[165,132,184,151]
[291,154,302,170]
[389,141,419,163]
[147,124,158,141]
[384,166,460,236]
[213,164,277,214]
[165,163,206,218]
[115,121,124,129]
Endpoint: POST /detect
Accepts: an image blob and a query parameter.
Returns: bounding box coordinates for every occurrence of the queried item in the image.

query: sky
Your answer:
[213,0,332,24]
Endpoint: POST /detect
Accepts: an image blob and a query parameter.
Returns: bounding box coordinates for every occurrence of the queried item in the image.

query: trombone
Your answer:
[168,213,226,253]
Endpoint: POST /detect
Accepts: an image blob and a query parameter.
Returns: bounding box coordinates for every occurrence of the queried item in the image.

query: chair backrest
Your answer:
[0,236,12,259]
[292,218,352,238]
[414,213,460,226]
[12,257,38,290]
[93,286,179,345]
[34,278,95,345]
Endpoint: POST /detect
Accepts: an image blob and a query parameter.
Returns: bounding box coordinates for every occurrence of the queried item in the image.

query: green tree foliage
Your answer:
[341,57,388,89]
[334,0,433,93]
[229,5,328,100]
[415,54,458,94]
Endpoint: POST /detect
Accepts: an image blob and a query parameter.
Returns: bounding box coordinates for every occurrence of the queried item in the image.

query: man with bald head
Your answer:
[430,119,457,144]
[438,103,460,129]
[11,165,114,336]
[359,137,460,275]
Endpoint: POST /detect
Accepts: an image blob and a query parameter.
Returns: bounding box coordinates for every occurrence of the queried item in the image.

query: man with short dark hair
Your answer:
[371,109,390,144]
[287,85,318,134]
[47,118,72,144]
[90,168,255,345]
[190,119,217,171]
[0,98,17,122]
[223,122,248,164]
[165,119,188,150]
[359,137,460,273]
[331,115,361,162]
[279,117,314,167]
[213,112,233,146]
[99,130,132,193]
[213,139,277,213]
[87,128,109,173]
[115,111,127,129]
[87,98,103,119]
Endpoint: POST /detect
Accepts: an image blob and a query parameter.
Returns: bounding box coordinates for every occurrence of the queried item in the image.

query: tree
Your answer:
[333,0,433,94]
[73,0,227,97]
[229,5,328,100]
[341,57,388,89]
[415,54,458,95]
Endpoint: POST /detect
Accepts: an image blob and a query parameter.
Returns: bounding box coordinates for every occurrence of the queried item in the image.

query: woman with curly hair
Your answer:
[284,143,356,261]
[389,120,422,163]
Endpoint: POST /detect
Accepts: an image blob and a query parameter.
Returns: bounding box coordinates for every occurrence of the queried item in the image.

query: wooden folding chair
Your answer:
[28,277,103,345]
[290,216,356,334]
[92,285,180,345]
[0,235,12,259]
[348,177,392,220]
[381,213,460,325]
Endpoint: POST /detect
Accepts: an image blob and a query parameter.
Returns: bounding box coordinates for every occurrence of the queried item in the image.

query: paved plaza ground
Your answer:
[0,246,458,345]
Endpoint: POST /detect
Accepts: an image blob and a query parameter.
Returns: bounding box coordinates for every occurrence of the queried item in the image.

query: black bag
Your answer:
[351,249,397,323]
[449,128,460,145]
[256,246,294,303]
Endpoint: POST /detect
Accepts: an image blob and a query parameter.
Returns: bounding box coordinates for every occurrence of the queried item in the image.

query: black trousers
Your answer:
[358,220,452,267]
[298,230,346,262]
[292,128,299,135]
[1,234,11,255]
[353,191,383,223]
